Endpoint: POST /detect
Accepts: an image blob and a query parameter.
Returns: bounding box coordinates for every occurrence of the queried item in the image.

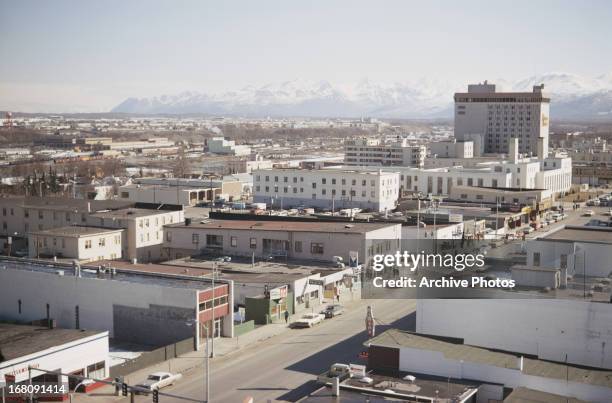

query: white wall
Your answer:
[416,299,612,370]
[0,331,109,383]
[0,268,197,338]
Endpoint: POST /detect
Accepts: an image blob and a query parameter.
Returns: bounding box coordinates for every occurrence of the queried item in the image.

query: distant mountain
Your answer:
[111,72,612,119]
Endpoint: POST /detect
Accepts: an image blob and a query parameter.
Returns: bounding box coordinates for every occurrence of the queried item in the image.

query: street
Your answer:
[78,298,416,403]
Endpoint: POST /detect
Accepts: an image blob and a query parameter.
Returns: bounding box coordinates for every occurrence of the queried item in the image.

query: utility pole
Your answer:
[211,261,216,357]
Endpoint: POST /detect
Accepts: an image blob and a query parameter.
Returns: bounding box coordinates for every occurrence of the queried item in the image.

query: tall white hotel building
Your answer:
[454,81,550,156]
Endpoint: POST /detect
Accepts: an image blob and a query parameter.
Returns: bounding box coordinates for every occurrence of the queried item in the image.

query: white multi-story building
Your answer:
[28,226,123,262]
[428,140,473,159]
[454,81,550,155]
[0,198,184,263]
[344,138,426,168]
[253,168,399,212]
[388,139,572,197]
[206,137,251,156]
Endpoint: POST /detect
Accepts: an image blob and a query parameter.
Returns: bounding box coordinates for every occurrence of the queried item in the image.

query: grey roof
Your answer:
[166,219,397,234]
[504,387,589,403]
[543,226,612,244]
[0,323,105,362]
[367,330,612,389]
[0,196,133,212]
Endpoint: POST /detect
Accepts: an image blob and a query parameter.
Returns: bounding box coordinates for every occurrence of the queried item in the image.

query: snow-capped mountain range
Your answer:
[111,72,612,119]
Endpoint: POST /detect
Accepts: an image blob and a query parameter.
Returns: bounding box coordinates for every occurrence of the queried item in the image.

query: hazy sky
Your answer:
[1,0,612,112]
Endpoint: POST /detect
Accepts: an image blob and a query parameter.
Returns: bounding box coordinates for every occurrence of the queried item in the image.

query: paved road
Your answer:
[151,298,416,403]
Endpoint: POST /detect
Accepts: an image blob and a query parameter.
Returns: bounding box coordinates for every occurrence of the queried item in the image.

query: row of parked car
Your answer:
[291,304,345,328]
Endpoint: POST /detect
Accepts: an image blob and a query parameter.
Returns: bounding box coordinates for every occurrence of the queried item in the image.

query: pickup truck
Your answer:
[316,363,351,384]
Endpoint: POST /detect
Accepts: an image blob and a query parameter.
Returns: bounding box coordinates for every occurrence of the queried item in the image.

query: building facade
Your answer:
[253,168,400,212]
[454,81,550,155]
[344,138,426,168]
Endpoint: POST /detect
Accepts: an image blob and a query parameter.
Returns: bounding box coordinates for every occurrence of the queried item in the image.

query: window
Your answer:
[322,178,326,184]
[533,252,541,267]
[192,233,200,244]
[295,241,302,253]
[560,254,568,269]
[121,192,129,198]
[38,211,43,219]
[99,237,106,247]
[24,209,29,218]
[206,234,223,247]
[230,236,237,247]
[310,242,324,254]
[87,361,105,379]
[166,232,172,242]
[84,240,92,249]
[249,237,257,249]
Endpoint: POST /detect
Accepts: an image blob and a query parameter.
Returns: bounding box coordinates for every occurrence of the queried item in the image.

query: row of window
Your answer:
[180,233,326,255]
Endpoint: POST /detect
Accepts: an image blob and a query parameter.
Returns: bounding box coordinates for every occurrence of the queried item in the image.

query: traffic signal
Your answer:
[152,389,159,403]
[121,383,128,397]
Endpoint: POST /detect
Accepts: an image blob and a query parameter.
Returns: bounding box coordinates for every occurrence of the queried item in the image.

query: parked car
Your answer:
[322,304,345,318]
[135,372,182,393]
[583,210,595,217]
[292,313,325,328]
[522,227,534,235]
[603,209,612,216]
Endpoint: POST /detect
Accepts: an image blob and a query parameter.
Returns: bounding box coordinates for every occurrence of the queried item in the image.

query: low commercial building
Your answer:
[0,258,234,348]
[28,226,123,262]
[0,323,109,388]
[206,137,251,156]
[367,329,612,402]
[253,168,400,212]
[118,184,220,206]
[417,297,612,372]
[163,219,401,268]
[449,185,552,208]
[156,258,361,319]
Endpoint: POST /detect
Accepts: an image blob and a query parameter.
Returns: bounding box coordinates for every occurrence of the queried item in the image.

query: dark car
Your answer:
[322,304,345,318]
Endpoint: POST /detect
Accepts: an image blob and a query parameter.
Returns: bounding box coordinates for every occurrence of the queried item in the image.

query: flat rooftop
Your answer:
[504,387,589,403]
[542,226,612,244]
[166,219,396,234]
[302,372,477,402]
[91,207,178,219]
[0,196,134,212]
[29,226,123,237]
[0,258,217,292]
[368,330,612,389]
[0,323,104,362]
[107,259,315,284]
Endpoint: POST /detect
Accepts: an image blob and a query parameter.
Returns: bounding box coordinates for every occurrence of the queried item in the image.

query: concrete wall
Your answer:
[0,267,198,346]
[416,299,612,370]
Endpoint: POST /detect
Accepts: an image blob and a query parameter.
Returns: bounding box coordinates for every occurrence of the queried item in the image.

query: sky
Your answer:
[1,0,612,112]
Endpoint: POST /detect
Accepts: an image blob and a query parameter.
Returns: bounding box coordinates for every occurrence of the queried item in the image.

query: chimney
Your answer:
[509,138,519,163]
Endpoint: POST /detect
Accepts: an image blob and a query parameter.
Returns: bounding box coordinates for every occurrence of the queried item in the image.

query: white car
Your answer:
[584,210,595,217]
[603,209,612,216]
[135,372,182,393]
[292,313,325,328]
